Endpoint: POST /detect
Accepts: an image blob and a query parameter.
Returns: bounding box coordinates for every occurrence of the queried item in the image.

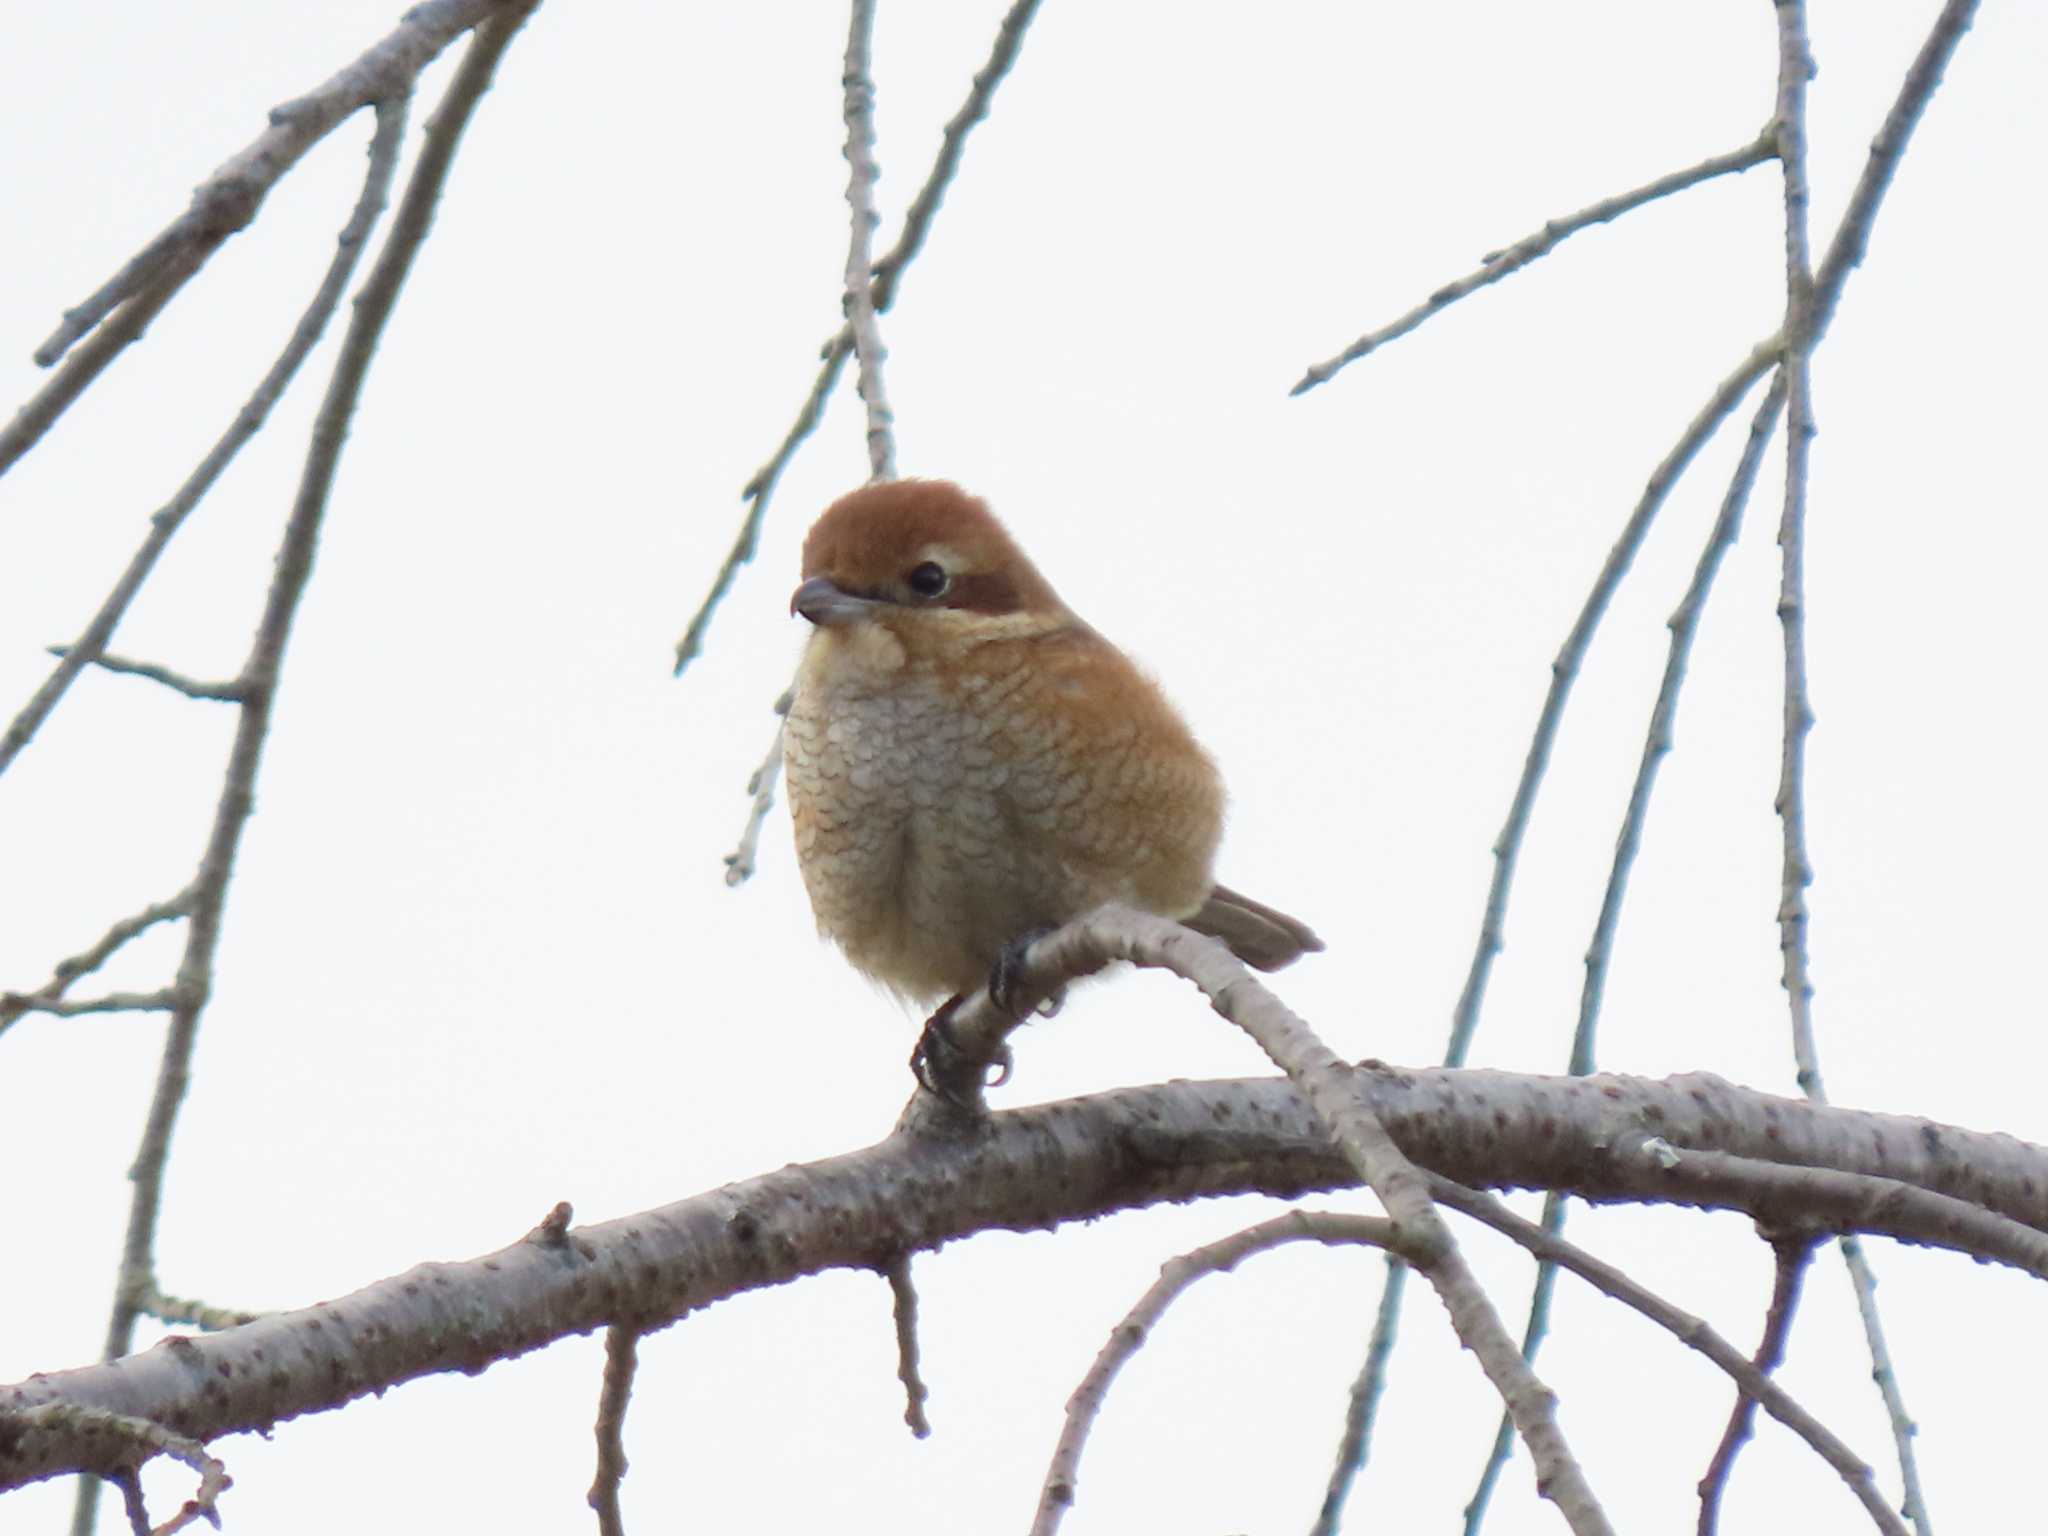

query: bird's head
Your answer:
[791,480,1067,638]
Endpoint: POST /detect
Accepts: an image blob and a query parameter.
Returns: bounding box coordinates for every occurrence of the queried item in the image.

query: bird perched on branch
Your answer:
[784,479,1321,1049]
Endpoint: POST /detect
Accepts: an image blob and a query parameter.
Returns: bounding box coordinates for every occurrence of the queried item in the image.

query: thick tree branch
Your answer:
[7,1047,2047,1495]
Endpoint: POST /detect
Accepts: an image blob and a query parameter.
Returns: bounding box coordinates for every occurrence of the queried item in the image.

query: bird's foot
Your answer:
[990,926,1058,1019]
[911,996,1014,1107]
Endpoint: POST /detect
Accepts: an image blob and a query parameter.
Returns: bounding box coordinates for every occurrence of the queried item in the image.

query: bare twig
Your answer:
[1576,375,1786,1067]
[143,1286,265,1334]
[1460,376,1790,1533]
[8,1401,231,1534]
[588,1324,638,1536]
[1033,1211,1399,1536]
[671,0,1045,676]
[25,0,507,372]
[1309,1259,1407,1536]
[6,990,174,1019]
[840,0,895,482]
[1430,1179,1906,1536]
[1292,134,1777,396]
[1698,1232,1821,1535]
[1,97,412,781]
[1778,6,1984,1528]
[724,689,792,887]
[1462,1190,1568,1535]
[0,0,510,491]
[0,250,207,486]
[1808,0,1981,341]
[46,646,244,702]
[0,893,190,1036]
[68,16,539,1536]
[1445,335,1778,1069]
[1319,4,1980,1517]
[883,1255,932,1438]
[922,908,1615,1536]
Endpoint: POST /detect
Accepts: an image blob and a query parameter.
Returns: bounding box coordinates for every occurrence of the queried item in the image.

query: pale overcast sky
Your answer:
[2,3,2043,1532]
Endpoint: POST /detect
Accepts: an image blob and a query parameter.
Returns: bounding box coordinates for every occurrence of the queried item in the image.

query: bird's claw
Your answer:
[989,926,1054,1018]
[911,999,1019,1105]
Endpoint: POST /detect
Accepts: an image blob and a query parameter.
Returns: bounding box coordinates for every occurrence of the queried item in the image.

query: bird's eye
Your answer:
[906,561,949,599]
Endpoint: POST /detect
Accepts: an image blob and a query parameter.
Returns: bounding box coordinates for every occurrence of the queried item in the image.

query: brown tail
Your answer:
[1185,883,1325,972]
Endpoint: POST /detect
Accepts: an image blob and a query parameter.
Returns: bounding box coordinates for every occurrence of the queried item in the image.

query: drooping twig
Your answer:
[0,0,510,483]
[588,1324,639,1536]
[1430,1179,1904,1536]
[919,907,1615,1536]
[671,0,1045,676]
[1292,134,1778,397]
[883,1254,932,1438]
[1442,335,1776,1072]
[1774,2,1936,1529]
[1032,1211,1399,1536]
[0,250,206,487]
[1461,1190,1567,1535]
[840,0,895,482]
[1462,377,1789,1532]
[0,96,412,780]
[724,689,792,887]
[1698,1232,1821,1535]
[1576,376,1786,1070]
[68,15,540,1536]
[1308,1260,1406,1536]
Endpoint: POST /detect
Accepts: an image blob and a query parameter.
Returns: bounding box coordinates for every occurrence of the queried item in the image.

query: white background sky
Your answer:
[2,3,2043,1532]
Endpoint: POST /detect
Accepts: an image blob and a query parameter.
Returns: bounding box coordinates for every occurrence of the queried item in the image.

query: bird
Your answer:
[783,478,1322,1039]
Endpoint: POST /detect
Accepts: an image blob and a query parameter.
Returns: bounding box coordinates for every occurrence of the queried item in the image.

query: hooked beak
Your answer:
[791,575,880,627]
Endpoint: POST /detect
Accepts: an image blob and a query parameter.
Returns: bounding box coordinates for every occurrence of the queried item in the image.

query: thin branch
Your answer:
[0,96,412,781]
[6,990,174,1019]
[115,1469,150,1536]
[1462,371,1792,1536]
[46,646,244,702]
[1838,1235,1928,1532]
[6,1402,231,1533]
[1462,1191,1568,1536]
[1576,375,1786,1071]
[1327,0,1981,1513]
[920,908,1616,1536]
[1698,1232,1821,1535]
[1033,1211,1400,1536]
[0,893,190,1036]
[671,0,1046,676]
[724,689,792,887]
[143,1286,265,1334]
[1778,5,1984,1527]
[1443,334,1778,1068]
[588,1325,638,1536]
[69,19,538,1536]
[883,1255,932,1439]
[24,0,507,372]
[1637,1137,2048,1282]
[0,249,207,485]
[1308,1258,1407,1536]
[1292,134,1777,396]
[1808,0,1981,342]
[840,0,894,482]
[671,343,853,677]
[1430,1178,1906,1536]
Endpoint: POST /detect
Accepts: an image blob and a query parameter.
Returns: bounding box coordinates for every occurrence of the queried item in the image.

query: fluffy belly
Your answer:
[785,675,1082,1001]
